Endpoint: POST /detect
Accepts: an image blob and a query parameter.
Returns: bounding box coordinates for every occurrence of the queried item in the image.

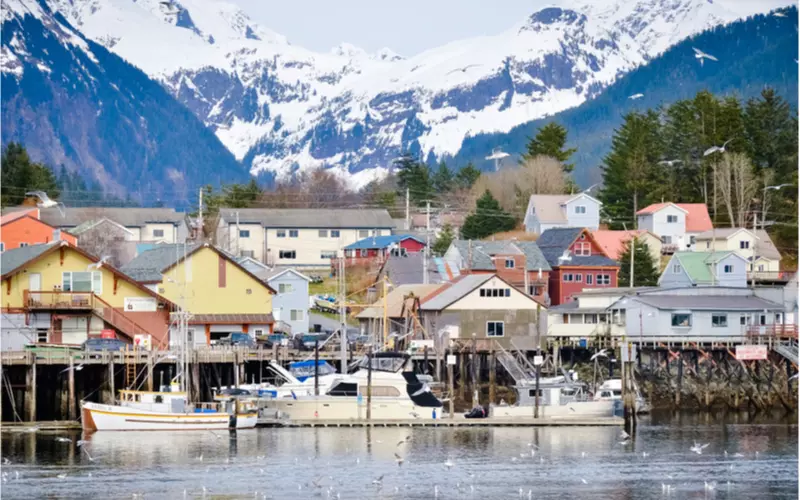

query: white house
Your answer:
[523,194,601,234]
[659,251,748,288]
[636,203,712,252]
[216,208,395,268]
[546,288,640,343]
[694,228,782,278]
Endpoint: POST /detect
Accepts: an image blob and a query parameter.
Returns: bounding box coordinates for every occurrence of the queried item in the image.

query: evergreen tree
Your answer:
[461,190,515,239]
[1,142,60,207]
[618,239,660,287]
[393,154,433,204]
[223,178,261,208]
[431,223,455,256]
[523,122,577,172]
[455,162,481,190]
[432,161,454,193]
[599,110,665,229]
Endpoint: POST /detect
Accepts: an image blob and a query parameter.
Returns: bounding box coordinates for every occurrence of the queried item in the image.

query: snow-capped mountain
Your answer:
[21,0,792,186]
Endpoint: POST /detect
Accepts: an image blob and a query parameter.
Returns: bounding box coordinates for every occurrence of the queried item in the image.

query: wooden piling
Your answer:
[489,350,496,405]
[60,369,68,419]
[676,352,683,408]
[107,359,115,404]
[471,336,478,408]
[447,353,454,419]
[459,352,467,400]
[24,361,36,422]
[423,346,429,375]
[68,357,76,420]
[191,363,201,401]
[147,356,154,392]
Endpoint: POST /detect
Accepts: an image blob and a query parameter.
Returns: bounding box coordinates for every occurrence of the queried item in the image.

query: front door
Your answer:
[50,318,62,344]
[29,273,41,291]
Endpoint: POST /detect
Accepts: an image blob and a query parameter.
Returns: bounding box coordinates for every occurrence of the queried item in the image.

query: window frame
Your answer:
[318,230,328,238]
[575,273,582,282]
[739,240,749,249]
[152,229,165,238]
[321,250,336,259]
[562,273,573,282]
[276,230,286,238]
[723,264,734,274]
[19,242,28,248]
[290,309,304,321]
[289,230,299,238]
[666,214,679,223]
[574,205,587,215]
[711,313,728,328]
[504,258,515,269]
[486,321,504,337]
[672,264,682,274]
[358,230,369,238]
[331,230,341,238]
[62,271,102,294]
[278,250,296,260]
[239,229,250,238]
[671,313,692,328]
[596,274,611,286]
[278,283,294,294]
[585,274,593,285]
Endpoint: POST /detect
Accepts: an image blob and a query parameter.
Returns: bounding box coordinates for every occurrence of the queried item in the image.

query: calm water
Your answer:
[1,412,797,499]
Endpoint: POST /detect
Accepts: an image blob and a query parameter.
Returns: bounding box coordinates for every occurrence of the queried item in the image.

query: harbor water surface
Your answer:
[1,411,797,499]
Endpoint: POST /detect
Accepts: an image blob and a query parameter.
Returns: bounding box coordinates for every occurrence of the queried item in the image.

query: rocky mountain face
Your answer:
[1,0,247,201]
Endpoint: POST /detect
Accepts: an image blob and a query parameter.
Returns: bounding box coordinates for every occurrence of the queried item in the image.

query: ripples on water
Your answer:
[1,412,797,499]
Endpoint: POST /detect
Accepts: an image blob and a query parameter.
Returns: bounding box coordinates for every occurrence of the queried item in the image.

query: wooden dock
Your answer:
[1,421,82,432]
[257,416,622,428]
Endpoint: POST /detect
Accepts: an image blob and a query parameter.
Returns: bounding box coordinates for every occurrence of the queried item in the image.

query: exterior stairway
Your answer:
[494,342,535,385]
[773,339,798,365]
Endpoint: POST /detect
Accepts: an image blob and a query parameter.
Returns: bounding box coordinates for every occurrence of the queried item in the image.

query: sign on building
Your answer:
[735,345,767,361]
[134,334,152,350]
[124,297,157,312]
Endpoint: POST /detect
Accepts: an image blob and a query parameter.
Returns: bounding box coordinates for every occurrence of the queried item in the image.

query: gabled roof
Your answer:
[419,274,496,311]
[624,294,782,311]
[449,240,551,271]
[526,193,601,225]
[669,251,745,284]
[3,206,186,228]
[356,284,443,319]
[344,234,425,250]
[536,228,619,268]
[122,243,276,293]
[265,268,311,283]
[0,209,38,225]
[693,229,781,261]
[636,203,712,233]
[70,217,135,236]
[378,253,444,286]
[754,230,781,261]
[591,230,657,261]
[218,208,394,228]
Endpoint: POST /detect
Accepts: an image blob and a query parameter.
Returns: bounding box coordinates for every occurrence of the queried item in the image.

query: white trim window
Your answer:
[63,271,102,294]
[711,313,727,327]
[596,274,611,285]
[671,313,692,327]
[153,229,165,238]
[331,230,341,238]
[290,310,304,321]
[278,283,293,293]
[0,242,4,252]
[667,215,679,223]
[276,230,286,238]
[739,241,749,249]
[723,264,734,274]
[358,230,369,238]
[574,205,587,214]
[239,229,250,238]
[575,273,583,282]
[279,250,296,259]
[575,242,591,256]
[318,230,328,238]
[321,251,336,259]
[563,273,573,282]
[289,230,299,238]
[672,264,681,274]
[19,242,28,248]
[504,258,515,269]
[487,321,504,337]
[585,274,593,285]
[661,236,672,244]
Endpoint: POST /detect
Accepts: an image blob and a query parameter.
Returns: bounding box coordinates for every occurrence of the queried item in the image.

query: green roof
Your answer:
[674,251,735,284]
[1,242,60,276]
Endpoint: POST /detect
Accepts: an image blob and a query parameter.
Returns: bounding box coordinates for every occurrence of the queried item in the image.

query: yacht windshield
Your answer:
[290,360,336,381]
[356,354,407,373]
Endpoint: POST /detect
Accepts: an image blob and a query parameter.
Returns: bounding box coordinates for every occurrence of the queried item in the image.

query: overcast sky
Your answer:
[232,0,794,57]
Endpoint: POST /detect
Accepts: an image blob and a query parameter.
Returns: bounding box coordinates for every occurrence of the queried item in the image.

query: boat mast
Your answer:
[339,256,347,373]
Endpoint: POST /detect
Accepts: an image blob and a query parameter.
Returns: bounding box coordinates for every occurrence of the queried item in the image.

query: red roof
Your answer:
[636,203,712,233]
[591,230,653,261]
[0,209,38,225]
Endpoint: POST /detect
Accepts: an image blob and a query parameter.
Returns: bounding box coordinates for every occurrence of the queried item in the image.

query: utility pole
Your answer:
[382,277,389,347]
[629,233,635,288]
[198,188,204,240]
[366,345,373,421]
[447,349,454,419]
[405,188,410,231]
[235,211,240,257]
[424,201,430,285]
[339,257,347,373]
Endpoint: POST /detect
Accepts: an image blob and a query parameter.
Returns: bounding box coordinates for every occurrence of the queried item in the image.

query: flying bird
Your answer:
[87,256,111,271]
[628,93,644,100]
[690,442,710,454]
[372,475,384,485]
[703,139,733,156]
[658,159,682,166]
[773,11,786,17]
[443,458,454,470]
[693,47,718,66]
[394,453,404,466]
[25,191,65,217]
[411,385,431,397]
[59,364,84,373]
[446,64,481,75]
[590,349,608,361]
[397,436,411,446]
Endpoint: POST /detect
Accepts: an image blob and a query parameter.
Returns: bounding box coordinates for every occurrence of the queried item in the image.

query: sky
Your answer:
[232,0,794,57]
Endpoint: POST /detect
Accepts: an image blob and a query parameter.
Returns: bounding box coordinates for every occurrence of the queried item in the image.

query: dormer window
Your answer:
[504,258,515,269]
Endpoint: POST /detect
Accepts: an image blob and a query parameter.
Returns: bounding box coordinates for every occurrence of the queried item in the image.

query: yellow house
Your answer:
[694,228,782,277]
[1,241,175,349]
[121,243,275,345]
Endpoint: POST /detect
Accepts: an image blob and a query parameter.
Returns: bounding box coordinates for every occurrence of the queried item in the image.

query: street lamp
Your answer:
[761,183,792,229]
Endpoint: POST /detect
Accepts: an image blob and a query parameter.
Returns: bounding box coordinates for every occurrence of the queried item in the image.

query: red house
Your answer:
[535,227,620,306]
[340,235,426,267]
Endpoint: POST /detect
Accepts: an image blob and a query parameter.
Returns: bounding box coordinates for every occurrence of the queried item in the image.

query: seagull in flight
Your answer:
[693,47,718,66]
[628,93,644,100]
[590,349,608,361]
[59,364,84,373]
[446,64,481,75]
[372,475,384,485]
[87,256,111,271]
[394,453,405,466]
[703,139,733,156]
[658,159,682,166]
[411,384,431,397]
[443,458,455,470]
[690,442,710,454]
[397,436,411,446]
[25,191,65,216]
[773,11,786,17]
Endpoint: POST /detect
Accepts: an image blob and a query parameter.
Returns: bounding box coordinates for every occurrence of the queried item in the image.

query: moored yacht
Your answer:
[491,372,615,418]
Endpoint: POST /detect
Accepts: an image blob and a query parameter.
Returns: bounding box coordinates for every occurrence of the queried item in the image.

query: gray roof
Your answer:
[527,194,571,223]
[219,208,394,228]
[121,243,203,282]
[420,274,495,311]
[629,294,783,311]
[380,253,443,286]
[536,227,619,268]
[2,207,187,228]
[450,240,552,271]
[548,301,609,314]
[1,242,60,275]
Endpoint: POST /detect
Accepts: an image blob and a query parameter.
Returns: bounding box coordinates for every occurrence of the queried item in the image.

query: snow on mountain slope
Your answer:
[41,0,787,186]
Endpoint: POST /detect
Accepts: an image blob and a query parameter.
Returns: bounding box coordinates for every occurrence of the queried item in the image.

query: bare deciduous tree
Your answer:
[715,152,758,227]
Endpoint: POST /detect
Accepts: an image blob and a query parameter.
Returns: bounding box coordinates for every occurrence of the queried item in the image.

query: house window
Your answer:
[759,314,766,326]
[487,321,504,337]
[153,229,165,238]
[253,329,265,336]
[776,313,782,323]
[279,283,293,293]
[480,289,486,297]
[279,250,296,259]
[331,230,340,238]
[276,230,286,238]
[289,230,299,238]
[575,274,583,282]
[661,236,672,244]
[740,315,748,326]
[672,264,681,274]
[62,271,102,294]
[596,274,610,285]
[563,274,573,282]
[53,229,61,241]
[19,242,28,248]
[321,251,336,259]
[504,258,515,269]
[290,310,304,321]
[667,215,678,223]
[739,241,749,249]
[359,230,369,238]
[240,250,254,258]
[586,274,593,285]
[239,230,250,238]
[671,313,692,327]
[723,264,734,274]
[575,242,591,256]
[690,236,696,245]
[712,314,728,327]
[758,264,765,272]
[0,243,3,252]
[706,241,710,249]
[360,249,368,257]
[575,205,587,214]
[528,285,543,295]
[585,314,598,324]
[318,230,328,238]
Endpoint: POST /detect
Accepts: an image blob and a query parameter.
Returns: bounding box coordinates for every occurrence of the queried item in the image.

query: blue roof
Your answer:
[344,234,425,250]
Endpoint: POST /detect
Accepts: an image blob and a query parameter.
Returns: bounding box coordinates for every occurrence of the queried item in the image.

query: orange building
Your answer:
[1,210,76,252]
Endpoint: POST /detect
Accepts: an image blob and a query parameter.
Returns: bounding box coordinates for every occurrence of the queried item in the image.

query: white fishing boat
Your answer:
[593,379,650,414]
[490,372,615,418]
[82,389,258,431]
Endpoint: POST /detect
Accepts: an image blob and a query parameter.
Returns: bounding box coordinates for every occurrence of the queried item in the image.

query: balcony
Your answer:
[548,322,625,338]
[747,271,792,283]
[24,291,93,310]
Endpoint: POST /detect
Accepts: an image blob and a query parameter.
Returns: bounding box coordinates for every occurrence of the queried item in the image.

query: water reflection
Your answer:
[1,412,797,499]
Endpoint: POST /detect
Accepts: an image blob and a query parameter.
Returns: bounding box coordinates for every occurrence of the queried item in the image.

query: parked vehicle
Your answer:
[217,333,256,348]
[82,338,128,351]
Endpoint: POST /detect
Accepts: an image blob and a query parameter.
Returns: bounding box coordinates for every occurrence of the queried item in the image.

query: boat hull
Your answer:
[491,400,615,418]
[264,397,434,421]
[81,402,257,431]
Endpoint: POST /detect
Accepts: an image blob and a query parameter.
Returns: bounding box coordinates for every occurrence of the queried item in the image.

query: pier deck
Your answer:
[258,416,622,428]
